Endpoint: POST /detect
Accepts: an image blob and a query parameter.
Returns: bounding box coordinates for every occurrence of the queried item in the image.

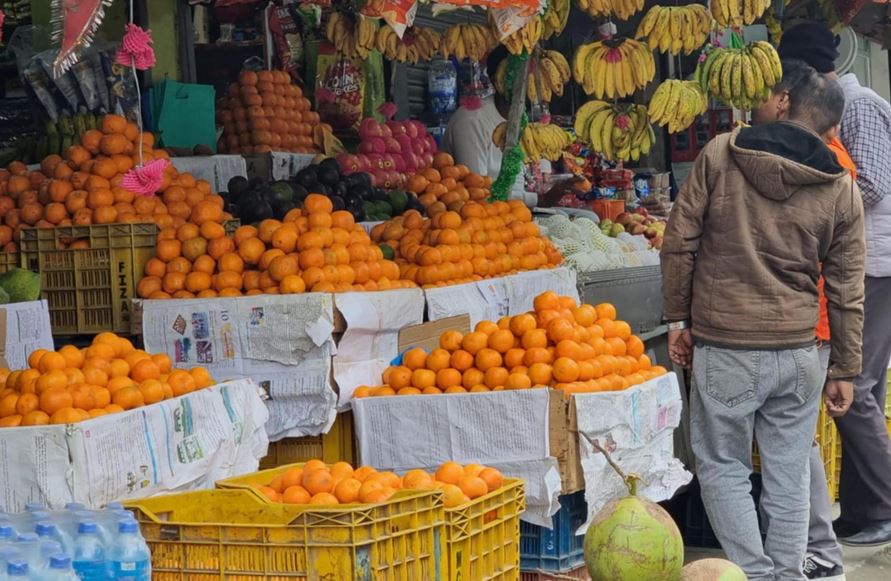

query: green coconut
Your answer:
[582,444,684,581]
[681,558,747,580]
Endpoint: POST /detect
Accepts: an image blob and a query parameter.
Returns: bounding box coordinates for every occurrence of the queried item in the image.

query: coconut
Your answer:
[681,558,747,580]
[582,438,684,581]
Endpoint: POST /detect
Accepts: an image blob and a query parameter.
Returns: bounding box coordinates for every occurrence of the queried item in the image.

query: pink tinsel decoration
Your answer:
[460,95,483,111]
[121,159,169,196]
[115,23,155,70]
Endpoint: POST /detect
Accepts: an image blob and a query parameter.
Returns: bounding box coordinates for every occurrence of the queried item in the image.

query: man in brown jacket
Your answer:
[661,68,865,581]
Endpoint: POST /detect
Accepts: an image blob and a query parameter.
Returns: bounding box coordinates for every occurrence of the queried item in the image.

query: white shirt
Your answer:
[440,96,506,177]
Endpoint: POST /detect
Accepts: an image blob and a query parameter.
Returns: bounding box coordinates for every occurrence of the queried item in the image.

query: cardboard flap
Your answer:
[397,315,470,353]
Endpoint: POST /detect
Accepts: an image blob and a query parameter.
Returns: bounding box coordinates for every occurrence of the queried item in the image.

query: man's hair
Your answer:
[777,59,845,135]
[486,45,509,84]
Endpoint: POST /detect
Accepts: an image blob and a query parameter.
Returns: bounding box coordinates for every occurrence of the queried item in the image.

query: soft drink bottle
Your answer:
[72,523,106,581]
[108,521,150,581]
[35,523,71,555]
[41,555,79,581]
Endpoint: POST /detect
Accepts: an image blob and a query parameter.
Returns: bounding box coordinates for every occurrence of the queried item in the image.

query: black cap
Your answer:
[777,21,840,74]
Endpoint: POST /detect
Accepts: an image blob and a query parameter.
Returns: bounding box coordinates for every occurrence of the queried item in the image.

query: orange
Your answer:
[303,470,334,495]
[386,366,412,390]
[606,337,627,356]
[483,367,509,389]
[35,370,67,394]
[521,329,548,349]
[139,379,166,405]
[626,336,645,358]
[402,348,428,371]
[21,410,50,426]
[462,368,485,389]
[461,332,488,355]
[534,291,561,312]
[282,485,312,504]
[552,358,580,382]
[546,318,576,343]
[442,484,468,508]
[487,329,515,354]
[475,320,499,335]
[528,362,553,386]
[37,352,66,373]
[503,348,526,369]
[28,349,50,369]
[255,485,280,502]
[509,313,537,336]
[411,369,435,389]
[39,388,73,415]
[112,386,145,410]
[0,414,22,427]
[449,350,474,372]
[458,475,488,499]
[424,348,451,372]
[595,303,617,321]
[474,348,502,371]
[439,330,464,352]
[435,368,462,389]
[555,340,581,361]
[435,461,464,485]
[130,359,161,382]
[505,373,532,390]
[479,467,504,492]
[15,393,39,415]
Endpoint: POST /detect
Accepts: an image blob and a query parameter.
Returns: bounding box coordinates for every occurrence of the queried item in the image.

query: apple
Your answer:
[392,155,406,172]
[644,227,658,239]
[385,137,401,153]
[410,120,426,139]
[630,223,647,235]
[356,154,371,172]
[615,212,633,226]
[359,117,383,139]
[394,134,413,153]
[336,153,359,174]
[381,154,394,169]
[379,123,392,138]
[357,141,375,154]
[652,235,663,250]
[630,214,645,223]
[422,153,434,166]
[609,223,625,237]
[424,134,437,152]
[387,120,407,135]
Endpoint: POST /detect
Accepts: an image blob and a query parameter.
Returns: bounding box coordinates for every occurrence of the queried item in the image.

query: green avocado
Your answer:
[387,190,408,214]
[379,244,395,260]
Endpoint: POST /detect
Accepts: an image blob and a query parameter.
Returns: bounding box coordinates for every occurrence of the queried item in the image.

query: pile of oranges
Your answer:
[254,459,504,508]
[355,291,668,399]
[0,114,229,251]
[0,333,216,427]
[137,193,414,298]
[371,200,563,287]
[217,69,327,155]
[404,153,493,214]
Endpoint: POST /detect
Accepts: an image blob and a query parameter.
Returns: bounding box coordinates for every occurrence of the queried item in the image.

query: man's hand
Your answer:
[668,328,693,369]
[824,379,854,417]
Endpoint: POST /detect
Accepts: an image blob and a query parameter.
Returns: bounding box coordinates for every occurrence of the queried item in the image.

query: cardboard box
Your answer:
[397,314,471,353]
[244,152,316,181]
[548,392,585,494]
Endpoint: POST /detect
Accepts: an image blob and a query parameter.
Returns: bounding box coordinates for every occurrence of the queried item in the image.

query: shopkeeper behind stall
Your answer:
[440,46,510,177]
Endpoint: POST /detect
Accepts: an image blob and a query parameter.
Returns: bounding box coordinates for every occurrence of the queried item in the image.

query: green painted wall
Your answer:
[146,0,179,82]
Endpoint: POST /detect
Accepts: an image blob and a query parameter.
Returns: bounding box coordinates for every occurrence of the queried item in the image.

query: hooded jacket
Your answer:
[661,122,866,379]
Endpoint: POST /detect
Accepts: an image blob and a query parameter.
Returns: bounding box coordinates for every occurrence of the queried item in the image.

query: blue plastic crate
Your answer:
[520,490,588,571]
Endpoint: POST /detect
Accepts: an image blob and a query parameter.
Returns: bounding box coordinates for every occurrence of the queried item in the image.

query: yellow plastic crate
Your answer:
[0,252,21,273]
[125,487,444,580]
[444,478,525,581]
[753,403,839,499]
[259,411,356,470]
[20,223,157,335]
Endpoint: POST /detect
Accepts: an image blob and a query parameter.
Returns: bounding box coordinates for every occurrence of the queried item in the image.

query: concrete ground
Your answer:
[686,542,891,579]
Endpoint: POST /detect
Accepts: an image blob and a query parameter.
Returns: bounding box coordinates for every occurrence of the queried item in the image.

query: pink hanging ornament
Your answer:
[116,23,156,70]
[121,159,169,196]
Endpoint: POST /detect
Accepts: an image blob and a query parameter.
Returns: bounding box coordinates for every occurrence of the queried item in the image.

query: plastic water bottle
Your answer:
[24,504,45,514]
[0,526,16,546]
[14,534,40,570]
[5,560,29,579]
[104,503,123,513]
[35,523,70,555]
[31,540,62,579]
[56,508,85,542]
[72,523,105,581]
[43,554,79,581]
[0,547,21,580]
[70,513,108,550]
[108,521,150,581]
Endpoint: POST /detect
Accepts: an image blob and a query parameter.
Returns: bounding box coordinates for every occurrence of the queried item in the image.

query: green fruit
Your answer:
[681,559,747,581]
[0,268,40,303]
[387,190,408,214]
[374,201,393,215]
[379,244,395,260]
[584,493,683,581]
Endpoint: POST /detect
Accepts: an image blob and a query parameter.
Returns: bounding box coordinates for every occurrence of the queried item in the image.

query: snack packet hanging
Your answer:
[316,43,365,133]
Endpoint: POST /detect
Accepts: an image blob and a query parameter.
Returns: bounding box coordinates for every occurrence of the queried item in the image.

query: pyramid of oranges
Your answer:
[0,332,216,428]
[137,193,414,298]
[217,69,327,155]
[254,459,504,508]
[0,113,230,251]
[355,291,668,399]
[370,199,563,287]
[404,153,494,214]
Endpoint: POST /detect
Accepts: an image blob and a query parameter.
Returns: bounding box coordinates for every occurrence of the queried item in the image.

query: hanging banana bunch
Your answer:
[375,25,440,64]
[635,5,712,55]
[492,122,572,162]
[695,41,782,110]
[573,38,655,100]
[543,0,571,40]
[574,101,655,163]
[493,50,571,104]
[498,16,544,56]
[441,23,497,62]
[576,0,645,21]
[710,0,771,28]
[648,80,709,133]
[325,12,377,59]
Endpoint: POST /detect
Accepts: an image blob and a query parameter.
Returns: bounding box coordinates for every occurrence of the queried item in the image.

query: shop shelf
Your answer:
[0,252,22,273]
[520,563,591,581]
[520,490,587,571]
[753,403,839,499]
[20,223,157,335]
[444,477,525,581]
[258,411,356,470]
[125,487,444,580]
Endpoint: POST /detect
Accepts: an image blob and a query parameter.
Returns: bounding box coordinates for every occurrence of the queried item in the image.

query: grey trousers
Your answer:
[691,344,823,581]
[836,275,891,523]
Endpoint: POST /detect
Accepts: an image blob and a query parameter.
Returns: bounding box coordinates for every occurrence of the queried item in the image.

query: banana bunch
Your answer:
[573,38,655,99]
[325,12,377,59]
[649,80,709,133]
[576,0,645,21]
[710,0,771,28]
[574,101,655,163]
[375,26,439,64]
[696,41,782,110]
[636,5,712,55]
[441,23,496,62]
[492,122,572,162]
[499,17,543,56]
[543,0,571,40]
[493,50,571,103]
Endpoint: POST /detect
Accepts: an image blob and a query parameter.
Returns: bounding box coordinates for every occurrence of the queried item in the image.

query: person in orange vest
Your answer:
[751,58,859,581]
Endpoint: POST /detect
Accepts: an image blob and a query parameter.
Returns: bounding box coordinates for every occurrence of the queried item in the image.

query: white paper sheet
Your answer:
[333,289,424,409]
[574,373,692,533]
[352,389,561,523]
[0,380,268,511]
[506,268,579,315]
[424,278,508,327]
[1,300,54,371]
[141,295,337,441]
[170,155,248,193]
